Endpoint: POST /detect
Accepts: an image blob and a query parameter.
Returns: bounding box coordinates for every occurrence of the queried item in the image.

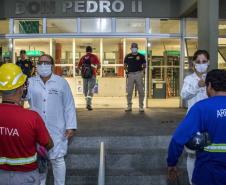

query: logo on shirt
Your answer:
[217,109,226,118]
[25,63,29,67]
[0,127,20,137]
[136,56,140,60]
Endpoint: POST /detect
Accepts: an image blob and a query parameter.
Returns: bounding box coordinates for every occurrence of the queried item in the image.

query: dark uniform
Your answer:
[16,59,34,78]
[124,53,146,110]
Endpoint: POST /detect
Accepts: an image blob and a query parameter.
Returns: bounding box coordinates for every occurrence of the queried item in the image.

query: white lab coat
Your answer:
[27,74,77,159]
[181,72,208,111]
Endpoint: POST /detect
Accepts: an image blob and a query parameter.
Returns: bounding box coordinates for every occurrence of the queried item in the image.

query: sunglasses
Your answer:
[37,61,52,65]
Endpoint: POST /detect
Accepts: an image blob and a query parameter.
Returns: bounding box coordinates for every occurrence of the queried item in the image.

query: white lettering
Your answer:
[0,127,3,135]
[13,129,20,137]
[87,1,98,13]
[99,1,111,13]
[75,1,85,12]
[112,0,124,13]
[217,109,226,118]
[0,127,20,137]
[62,1,73,13]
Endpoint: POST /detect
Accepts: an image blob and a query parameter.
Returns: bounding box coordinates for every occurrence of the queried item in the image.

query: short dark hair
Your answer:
[205,69,226,92]
[39,54,54,65]
[192,50,210,61]
[86,46,92,53]
[20,50,26,55]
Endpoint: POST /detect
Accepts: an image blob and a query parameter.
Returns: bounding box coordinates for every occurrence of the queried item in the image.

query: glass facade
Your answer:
[14,19,43,34]
[150,19,180,34]
[47,19,77,33]
[0,19,9,34]
[81,18,111,33]
[0,17,224,107]
[116,18,145,33]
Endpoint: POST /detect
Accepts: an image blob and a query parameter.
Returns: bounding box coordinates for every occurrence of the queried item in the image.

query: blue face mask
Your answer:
[131,48,138,53]
[37,64,52,77]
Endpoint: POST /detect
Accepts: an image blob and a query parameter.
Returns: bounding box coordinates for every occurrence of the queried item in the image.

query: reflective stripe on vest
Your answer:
[0,153,37,166]
[204,144,226,153]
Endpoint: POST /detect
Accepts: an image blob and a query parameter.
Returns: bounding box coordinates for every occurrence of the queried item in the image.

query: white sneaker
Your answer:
[139,108,144,112]
[125,107,132,112]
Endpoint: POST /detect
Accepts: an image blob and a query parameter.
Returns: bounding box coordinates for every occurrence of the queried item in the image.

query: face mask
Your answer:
[131,48,138,53]
[37,64,52,77]
[195,63,208,73]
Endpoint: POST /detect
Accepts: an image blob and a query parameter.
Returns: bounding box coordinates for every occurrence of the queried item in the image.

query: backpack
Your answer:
[81,56,93,78]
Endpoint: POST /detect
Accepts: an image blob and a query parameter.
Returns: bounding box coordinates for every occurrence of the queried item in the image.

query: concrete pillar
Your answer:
[198,0,219,70]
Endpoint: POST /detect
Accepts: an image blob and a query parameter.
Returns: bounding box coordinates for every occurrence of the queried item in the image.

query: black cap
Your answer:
[86,46,92,53]
[20,50,26,55]
[131,43,138,48]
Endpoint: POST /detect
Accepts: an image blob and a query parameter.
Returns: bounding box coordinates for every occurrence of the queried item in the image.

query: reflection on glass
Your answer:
[102,66,124,77]
[102,38,124,77]
[116,19,145,33]
[14,19,43,34]
[0,39,12,65]
[81,18,111,32]
[148,39,180,98]
[218,38,226,69]
[55,66,74,77]
[75,38,100,76]
[150,19,180,34]
[53,39,73,64]
[47,19,77,33]
[0,19,9,34]
[14,38,50,65]
[185,19,197,36]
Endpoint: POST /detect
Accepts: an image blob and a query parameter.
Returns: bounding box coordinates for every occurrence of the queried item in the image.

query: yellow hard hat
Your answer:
[0,63,27,91]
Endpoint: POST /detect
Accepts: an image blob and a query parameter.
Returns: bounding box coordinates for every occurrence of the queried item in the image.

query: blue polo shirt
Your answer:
[167,96,226,185]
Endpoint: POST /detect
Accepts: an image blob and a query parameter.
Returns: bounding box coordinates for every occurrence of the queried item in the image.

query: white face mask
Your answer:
[37,64,52,77]
[131,48,138,53]
[195,63,208,73]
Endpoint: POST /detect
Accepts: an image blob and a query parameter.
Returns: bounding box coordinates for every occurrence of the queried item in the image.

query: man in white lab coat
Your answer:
[27,54,77,185]
[180,50,209,185]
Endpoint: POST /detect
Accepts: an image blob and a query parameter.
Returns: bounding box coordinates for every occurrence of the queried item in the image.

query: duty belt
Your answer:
[204,144,226,153]
[0,153,37,166]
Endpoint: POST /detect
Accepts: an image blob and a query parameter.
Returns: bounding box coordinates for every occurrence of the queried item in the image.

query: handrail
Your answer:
[98,142,105,185]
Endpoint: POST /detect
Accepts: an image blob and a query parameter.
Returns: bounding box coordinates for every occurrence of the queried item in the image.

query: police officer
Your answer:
[16,50,35,78]
[27,54,77,185]
[167,69,226,185]
[0,63,53,185]
[124,43,146,112]
[181,50,210,185]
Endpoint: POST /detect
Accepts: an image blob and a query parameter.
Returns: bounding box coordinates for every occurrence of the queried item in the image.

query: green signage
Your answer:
[26,50,44,57]
[3,51,11,58]
[19,21,39,34]
[165,50,180,56]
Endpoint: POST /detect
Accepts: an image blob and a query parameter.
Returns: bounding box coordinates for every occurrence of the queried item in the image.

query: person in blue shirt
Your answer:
[167,69,226,185]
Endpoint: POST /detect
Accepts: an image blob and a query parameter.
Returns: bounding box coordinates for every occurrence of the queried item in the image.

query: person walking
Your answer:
[76,46,100,111]
[181,50,210,185]
[167,69,226,185]
[0,63,53,185]
[124,43,146,112]
[27,54,77,185]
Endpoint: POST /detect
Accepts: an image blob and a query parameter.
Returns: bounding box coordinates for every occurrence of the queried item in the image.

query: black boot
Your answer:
[87,105,93,111]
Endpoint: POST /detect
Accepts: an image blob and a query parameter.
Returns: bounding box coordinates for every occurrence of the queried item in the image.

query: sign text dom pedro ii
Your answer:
[15,0,143,17]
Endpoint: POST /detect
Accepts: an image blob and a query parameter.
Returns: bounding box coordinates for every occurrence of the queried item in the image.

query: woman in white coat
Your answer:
[181,50,210,185]
[27,54,77,185]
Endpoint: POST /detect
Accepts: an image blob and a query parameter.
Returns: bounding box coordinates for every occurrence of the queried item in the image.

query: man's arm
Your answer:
[181,76,200,100]
[63,80,77,140]
[167,105,201,172]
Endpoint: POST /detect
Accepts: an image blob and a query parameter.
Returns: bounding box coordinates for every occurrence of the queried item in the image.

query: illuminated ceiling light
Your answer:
[148,42,151,47]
